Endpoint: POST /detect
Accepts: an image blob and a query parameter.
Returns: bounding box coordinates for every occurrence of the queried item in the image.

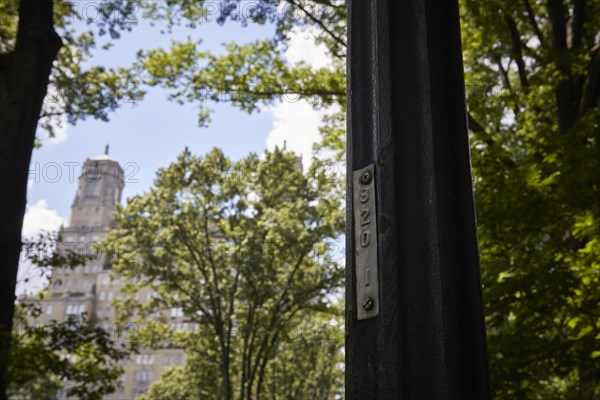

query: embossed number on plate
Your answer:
[353,164,379,320]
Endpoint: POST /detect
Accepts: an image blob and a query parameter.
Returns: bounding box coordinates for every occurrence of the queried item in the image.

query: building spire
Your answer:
[104,144,109,155]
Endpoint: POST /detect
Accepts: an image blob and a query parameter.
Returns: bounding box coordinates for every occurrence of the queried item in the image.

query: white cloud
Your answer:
[39,84,68,144]
[17,200,66,296]
[265,100,327,165]
[284,27,332,70]
[21,199,65,238]
[264,28,334,165]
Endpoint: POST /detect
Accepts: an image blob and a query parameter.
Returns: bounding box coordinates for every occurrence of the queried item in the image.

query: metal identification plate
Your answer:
[353,164,379,320]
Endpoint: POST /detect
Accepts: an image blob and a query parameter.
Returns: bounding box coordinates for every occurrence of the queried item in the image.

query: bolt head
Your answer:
[362,297,375,311]
[360,171,372,184]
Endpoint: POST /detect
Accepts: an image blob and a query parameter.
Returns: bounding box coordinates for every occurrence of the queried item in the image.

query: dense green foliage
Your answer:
[128,0,600,398]
[8,306,128,400]
[4,0,599,397]
[0,0,145,138]
[10,236,128,400]
[104,148,344,399]
[461,1,600,398]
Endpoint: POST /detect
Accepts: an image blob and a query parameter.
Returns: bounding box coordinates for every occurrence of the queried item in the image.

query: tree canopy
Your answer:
[2,0,599,398]
[9,234,129,400]
[120,0,600,397]
[104,148,345,399]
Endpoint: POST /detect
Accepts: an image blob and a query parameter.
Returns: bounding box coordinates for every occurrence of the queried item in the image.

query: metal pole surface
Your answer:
[345,1,491,398]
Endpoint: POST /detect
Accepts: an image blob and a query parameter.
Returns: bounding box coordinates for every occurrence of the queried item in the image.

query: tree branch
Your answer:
[493,56,514,94]
[505,15,530,89]
[523,0,544,45]
[284,0,347,49]
[578,44,600,116]
[546,0,576,131]
[546,0,568,51]
[569,0,586,49]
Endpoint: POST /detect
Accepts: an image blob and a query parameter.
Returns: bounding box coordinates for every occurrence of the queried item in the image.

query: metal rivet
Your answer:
[360,171,372,184]
[362,297,374,311]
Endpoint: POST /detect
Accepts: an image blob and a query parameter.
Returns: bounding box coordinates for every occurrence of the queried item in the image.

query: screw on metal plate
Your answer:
[362,297,374,311]
[360,171,372,185]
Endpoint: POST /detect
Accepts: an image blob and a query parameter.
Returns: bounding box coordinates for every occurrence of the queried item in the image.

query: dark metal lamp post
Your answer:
[345,1,491,398]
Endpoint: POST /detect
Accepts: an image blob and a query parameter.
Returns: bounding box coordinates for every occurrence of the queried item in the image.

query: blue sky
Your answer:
[18,5,334,294]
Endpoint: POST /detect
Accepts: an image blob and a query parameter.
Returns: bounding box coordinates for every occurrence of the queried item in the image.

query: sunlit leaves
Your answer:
[103,147,344,399]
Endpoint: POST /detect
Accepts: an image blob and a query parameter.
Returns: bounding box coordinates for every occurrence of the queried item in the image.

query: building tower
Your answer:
[67,151,124,232]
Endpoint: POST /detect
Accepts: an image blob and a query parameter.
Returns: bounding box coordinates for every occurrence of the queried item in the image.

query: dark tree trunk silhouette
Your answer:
[0,0,61,398]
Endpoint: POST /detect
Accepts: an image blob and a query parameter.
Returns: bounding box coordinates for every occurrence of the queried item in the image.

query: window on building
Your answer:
[108,292,113,301]
[136,354,154,365]
[66,304,85,316]
[99,291,106,301]
[84,180,100,198]
[46,305,53,315]
[164,353,184,366]
[132,388,148,397]
[170,307,183,318]
[136,371,152,382]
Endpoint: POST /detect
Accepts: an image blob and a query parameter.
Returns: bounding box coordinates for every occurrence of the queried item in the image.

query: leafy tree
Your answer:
[461,1,600,398]
[4,0,598,397]
[128,0,600,398]
[8,305,128,400]
[0,1,142,394]
[1,1,343,397]
[258,312,344,399]
[1,1,342,393]
[9,231,129,400]
[104,148,344,399]
[132,1,346,129]
[136,313,343,400]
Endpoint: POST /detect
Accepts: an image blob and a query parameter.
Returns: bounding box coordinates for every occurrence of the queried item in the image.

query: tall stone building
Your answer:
[33,152,186,399]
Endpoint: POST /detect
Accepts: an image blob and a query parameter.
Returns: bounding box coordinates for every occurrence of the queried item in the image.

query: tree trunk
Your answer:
[0,0,62,398]
[219,340,232,400]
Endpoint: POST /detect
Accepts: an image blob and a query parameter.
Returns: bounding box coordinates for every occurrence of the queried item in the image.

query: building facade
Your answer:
[33,153,186,399]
